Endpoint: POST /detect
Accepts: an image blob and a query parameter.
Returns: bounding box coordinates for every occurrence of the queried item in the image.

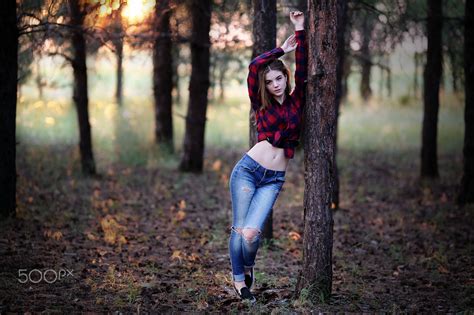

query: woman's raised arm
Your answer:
[290,11,307,101]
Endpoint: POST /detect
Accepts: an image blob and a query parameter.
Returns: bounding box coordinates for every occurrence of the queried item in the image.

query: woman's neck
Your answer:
[274,94,285,105]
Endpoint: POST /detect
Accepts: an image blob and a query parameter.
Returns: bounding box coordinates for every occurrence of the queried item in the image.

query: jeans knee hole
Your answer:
[242,228,260,243]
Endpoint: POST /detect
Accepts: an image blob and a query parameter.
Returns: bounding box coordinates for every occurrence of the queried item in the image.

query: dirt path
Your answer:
[0,146,472,312]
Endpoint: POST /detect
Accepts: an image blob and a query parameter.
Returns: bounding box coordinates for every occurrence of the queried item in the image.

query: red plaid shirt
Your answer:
[247,30,307,159]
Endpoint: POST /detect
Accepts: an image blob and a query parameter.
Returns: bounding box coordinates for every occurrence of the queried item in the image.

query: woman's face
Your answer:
[264,69,286,98]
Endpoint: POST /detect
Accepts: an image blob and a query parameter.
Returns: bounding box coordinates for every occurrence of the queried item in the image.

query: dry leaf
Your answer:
[171,250,183,262]
[175,210,186,222]
[212,159,222,171]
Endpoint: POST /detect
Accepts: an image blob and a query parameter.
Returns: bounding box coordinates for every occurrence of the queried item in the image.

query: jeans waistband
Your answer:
[242,154,286,177]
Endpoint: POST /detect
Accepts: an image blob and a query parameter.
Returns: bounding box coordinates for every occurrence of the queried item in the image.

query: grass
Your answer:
[16,90,463,173]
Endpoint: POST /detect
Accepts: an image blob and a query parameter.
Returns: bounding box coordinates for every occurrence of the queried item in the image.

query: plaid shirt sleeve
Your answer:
[292,30,307,105]
[247,47,285,111]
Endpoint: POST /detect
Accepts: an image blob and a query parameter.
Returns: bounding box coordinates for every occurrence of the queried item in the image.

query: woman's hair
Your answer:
[257,59,291,110]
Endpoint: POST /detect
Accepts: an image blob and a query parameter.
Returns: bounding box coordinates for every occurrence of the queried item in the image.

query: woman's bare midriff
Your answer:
[246,140,289,172]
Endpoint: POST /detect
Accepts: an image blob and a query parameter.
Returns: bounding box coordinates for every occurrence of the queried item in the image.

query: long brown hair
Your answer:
[257,59,291,110]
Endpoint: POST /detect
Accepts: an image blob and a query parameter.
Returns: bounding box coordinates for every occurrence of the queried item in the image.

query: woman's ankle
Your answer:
[234,280,246,291]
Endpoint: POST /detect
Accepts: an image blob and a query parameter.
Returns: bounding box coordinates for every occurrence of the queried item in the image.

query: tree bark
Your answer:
[332,0,347,210]
[458,0,474,204]
[295,0,337,302]
[250,0,277,240]
[112,6,124,105]
[414,52,421,98]
[179,0,211,172]
[69,0,96,175]
[359,16,372,101]
[0,0,18,220]
[342,56,351,100]
[116,43,123,103]
[153,0,174,152]
[421,0,442,178]
[172,44,181,105]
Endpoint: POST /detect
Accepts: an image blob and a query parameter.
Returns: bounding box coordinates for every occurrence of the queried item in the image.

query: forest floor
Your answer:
[0,144,473,313]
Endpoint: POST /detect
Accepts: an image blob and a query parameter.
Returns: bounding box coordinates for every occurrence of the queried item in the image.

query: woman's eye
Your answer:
[266,81,271,85]
[277,76,282,81]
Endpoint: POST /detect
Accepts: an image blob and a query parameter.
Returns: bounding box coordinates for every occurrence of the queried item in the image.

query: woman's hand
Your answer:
[281,34,297,53]
[290,11,304,31]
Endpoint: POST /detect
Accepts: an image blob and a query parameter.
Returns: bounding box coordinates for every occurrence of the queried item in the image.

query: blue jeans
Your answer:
[228,154,286,282]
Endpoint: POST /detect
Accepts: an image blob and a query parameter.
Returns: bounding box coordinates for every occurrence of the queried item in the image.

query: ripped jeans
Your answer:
[228,154,285,282]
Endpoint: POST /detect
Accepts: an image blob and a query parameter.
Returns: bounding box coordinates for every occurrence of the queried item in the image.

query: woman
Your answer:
[228,11,306,302]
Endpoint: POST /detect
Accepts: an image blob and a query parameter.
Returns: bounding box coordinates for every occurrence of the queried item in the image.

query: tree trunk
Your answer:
[295,0,337,302]
[386,66,392,97]
[458,0,474,204]
[209,55,217,101]
[414,52,421,97]
[0,0,18,220]
[35,56,44,99]
[153,0,174,152]
[359,16,372,101]
[69,0,96,175]
[446,48,459,93]
[332,0,347,210]
[342,56,351,100]
[113,7,124,105]
[115,33,123,104]
[250,0,277,240]
[179,0,211,172]
[172,44,181,105]
[421,0,442,178]
[219,64,227,101]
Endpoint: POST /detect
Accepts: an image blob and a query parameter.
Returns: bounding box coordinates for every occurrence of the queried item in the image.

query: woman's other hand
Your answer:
[290,11,304,31]
[281,34,297,53]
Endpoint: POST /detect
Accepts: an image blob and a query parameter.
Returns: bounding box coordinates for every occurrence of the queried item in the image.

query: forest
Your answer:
[0,0,472,312]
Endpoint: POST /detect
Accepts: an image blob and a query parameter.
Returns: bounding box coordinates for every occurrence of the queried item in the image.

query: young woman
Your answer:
[228,11,306,302]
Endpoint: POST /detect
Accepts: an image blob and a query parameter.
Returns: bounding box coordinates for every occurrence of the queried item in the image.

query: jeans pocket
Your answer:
[239,162,258,173]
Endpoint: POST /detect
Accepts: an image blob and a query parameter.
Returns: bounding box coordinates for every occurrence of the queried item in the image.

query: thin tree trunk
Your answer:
[35,55,44,99]
[421,0,442,178]
[209,55,215,101]
[153,0,174,152]
[379,60,385,97]
[360,16,372,101]
[342,56,351,100]
[250,0,277,240]
[115,34,123,104]
[172,44,181,105]
[179,0,211,172]
[113,7,124,105]
[332,0,348,210]
[0,0,18,220]
[219,64,227,101]
[295,0,337,302]
[447,48,459,93]
[386,65,392,97]
[414,52,420,97]
[69,0,96,175]
[458,0,474,204]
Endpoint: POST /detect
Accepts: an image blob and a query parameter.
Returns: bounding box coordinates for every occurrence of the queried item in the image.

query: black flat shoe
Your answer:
[233,284,256,303]
[244,267,254,290]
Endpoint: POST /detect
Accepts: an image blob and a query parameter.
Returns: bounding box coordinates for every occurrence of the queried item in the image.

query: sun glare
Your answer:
[122,0,155,23]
